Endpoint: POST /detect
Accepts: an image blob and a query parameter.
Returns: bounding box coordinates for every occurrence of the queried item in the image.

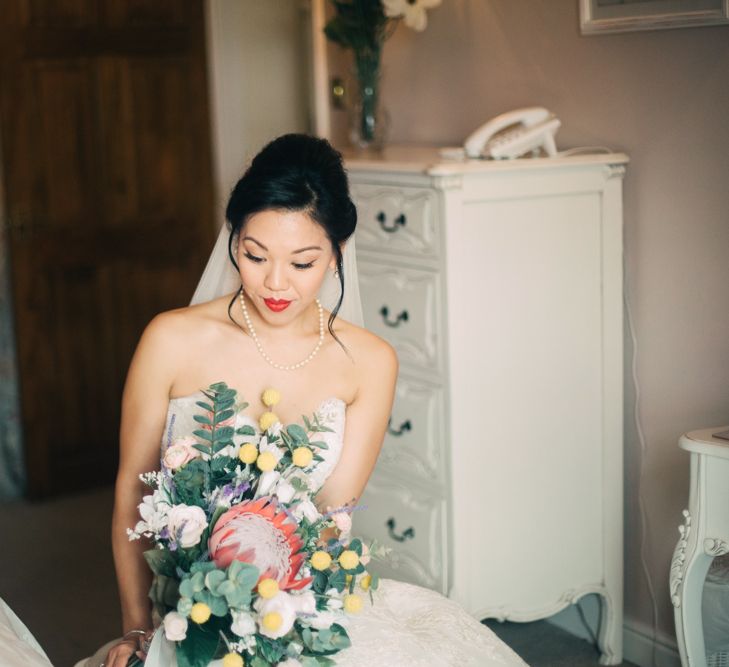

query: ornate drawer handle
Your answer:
[386,517,415,543]
[376,211,407,233]
[379,305,408,327]
[387,416,412,436]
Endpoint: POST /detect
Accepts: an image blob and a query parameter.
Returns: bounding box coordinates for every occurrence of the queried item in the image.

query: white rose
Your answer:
[167,504,208,548]
[277,659,302,667]
[292,498,320,523]
[230,610,257,637]
[163,611,188,641]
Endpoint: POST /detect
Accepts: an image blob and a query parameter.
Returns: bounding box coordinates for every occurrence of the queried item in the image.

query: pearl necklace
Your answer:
[238,289,325,371]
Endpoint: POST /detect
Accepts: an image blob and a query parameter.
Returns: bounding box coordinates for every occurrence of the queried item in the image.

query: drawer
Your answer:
[351,184,439,260]
[352,470,447,593]
[381,376,446,485]
[358,259,443,374]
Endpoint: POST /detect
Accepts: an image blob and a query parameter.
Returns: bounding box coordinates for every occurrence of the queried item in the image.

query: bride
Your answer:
[33,133,524,666]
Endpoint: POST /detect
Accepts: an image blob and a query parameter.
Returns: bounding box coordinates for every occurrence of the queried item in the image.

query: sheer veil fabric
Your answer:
[189,222,364,328]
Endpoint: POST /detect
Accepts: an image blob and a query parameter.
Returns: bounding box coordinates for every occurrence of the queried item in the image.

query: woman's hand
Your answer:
[103,628,154,667]
[102,638,137,667]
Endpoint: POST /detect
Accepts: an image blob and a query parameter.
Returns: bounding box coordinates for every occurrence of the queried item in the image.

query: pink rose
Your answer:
[163,437,200,471]
[332,510,352,534]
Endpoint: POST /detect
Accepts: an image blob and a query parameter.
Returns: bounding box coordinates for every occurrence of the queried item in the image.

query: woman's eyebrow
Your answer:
[243,236,323,254]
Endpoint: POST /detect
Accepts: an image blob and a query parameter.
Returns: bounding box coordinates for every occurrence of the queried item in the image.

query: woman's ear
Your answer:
[329,241,346,271]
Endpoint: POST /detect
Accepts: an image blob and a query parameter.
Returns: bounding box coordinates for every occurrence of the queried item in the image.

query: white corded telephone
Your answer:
[443,107,562,160]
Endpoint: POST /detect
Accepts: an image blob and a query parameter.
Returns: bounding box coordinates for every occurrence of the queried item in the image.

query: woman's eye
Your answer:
[244,251,314,270]
[243,251,264,263]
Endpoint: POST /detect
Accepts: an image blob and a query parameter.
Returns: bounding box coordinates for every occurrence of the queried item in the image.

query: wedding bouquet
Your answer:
[128,382,384,667]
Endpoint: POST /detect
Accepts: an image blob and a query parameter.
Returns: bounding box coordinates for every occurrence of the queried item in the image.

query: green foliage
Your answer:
[144,548,177,577]
[176,614,226,667]
[257,635,286,664]
[148,574,180,616]
[301,623,351,655]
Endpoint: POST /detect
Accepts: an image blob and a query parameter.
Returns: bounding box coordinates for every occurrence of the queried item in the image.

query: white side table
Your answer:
[671,427,729,666]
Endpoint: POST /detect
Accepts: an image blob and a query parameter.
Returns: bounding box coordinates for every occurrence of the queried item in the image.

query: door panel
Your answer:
[0,0,215,497]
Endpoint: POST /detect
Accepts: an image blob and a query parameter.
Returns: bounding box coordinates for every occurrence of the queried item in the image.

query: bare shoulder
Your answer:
[141,293,234,353]
[329,314,399,383]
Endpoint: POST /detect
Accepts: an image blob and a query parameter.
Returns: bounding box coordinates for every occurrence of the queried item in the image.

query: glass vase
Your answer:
[349,47,390,151]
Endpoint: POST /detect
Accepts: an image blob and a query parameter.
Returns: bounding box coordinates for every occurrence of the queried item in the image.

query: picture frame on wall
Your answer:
[579,0,729,34]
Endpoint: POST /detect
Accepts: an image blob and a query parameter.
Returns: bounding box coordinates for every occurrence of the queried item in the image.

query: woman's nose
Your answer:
[263,262,288,292]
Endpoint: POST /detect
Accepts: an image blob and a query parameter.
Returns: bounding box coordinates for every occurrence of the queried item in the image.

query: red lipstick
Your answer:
[264,298,292,312]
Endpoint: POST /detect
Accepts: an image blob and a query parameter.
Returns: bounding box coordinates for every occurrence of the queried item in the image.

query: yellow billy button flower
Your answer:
[292,446,313,467]
[343,593,363,613]
[238,442,258,465]
[338,549,360,570]
[262,611,282,632]
[190,602,211,624]
[360,573,372,591]
[310,550,332,571]
[256,450,277,472]
[261,388,281,407]
[257,577,279,599]
[222,653,244,667]
[258,411,278,432]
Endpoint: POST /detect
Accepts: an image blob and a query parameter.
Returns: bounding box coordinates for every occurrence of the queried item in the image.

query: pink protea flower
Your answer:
[209,496,313,591]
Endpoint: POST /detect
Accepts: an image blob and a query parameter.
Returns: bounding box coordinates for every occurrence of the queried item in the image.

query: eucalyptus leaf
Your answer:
[287,424,308,443]
[204,569,226,593]
[193,589,228,616]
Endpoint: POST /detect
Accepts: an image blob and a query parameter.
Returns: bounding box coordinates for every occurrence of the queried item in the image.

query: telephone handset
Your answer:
[461,107,561,160]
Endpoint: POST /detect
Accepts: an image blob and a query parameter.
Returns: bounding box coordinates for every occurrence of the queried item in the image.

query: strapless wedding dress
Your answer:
[74,391,528,667]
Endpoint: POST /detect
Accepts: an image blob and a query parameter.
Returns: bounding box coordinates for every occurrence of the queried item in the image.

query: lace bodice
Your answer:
[162,391,347,492]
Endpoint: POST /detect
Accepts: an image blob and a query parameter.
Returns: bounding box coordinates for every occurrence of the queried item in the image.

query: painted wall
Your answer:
[205,0,311,222]
[325,0,729,651]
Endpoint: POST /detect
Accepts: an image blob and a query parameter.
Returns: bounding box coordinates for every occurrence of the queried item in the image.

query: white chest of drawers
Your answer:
[345,146,628,665]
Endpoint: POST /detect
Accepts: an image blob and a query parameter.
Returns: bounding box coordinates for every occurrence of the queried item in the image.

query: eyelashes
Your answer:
[243,251,315,270]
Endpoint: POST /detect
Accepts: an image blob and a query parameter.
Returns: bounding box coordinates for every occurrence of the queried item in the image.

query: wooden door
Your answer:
[0,1,215,498]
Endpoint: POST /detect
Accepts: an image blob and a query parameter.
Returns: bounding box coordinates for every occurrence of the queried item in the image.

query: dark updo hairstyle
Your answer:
[224,133,357,355]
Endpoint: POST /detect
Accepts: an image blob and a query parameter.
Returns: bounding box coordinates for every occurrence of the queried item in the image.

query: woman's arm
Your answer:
[313,336,398,521]
[111,312,180,636]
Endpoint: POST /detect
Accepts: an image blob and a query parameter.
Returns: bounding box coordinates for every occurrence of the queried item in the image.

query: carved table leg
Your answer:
[597,590,621,665]
[672,509,712,667]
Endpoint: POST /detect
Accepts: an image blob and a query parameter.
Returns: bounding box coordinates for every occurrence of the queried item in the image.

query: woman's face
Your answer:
[236,208,339,323]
